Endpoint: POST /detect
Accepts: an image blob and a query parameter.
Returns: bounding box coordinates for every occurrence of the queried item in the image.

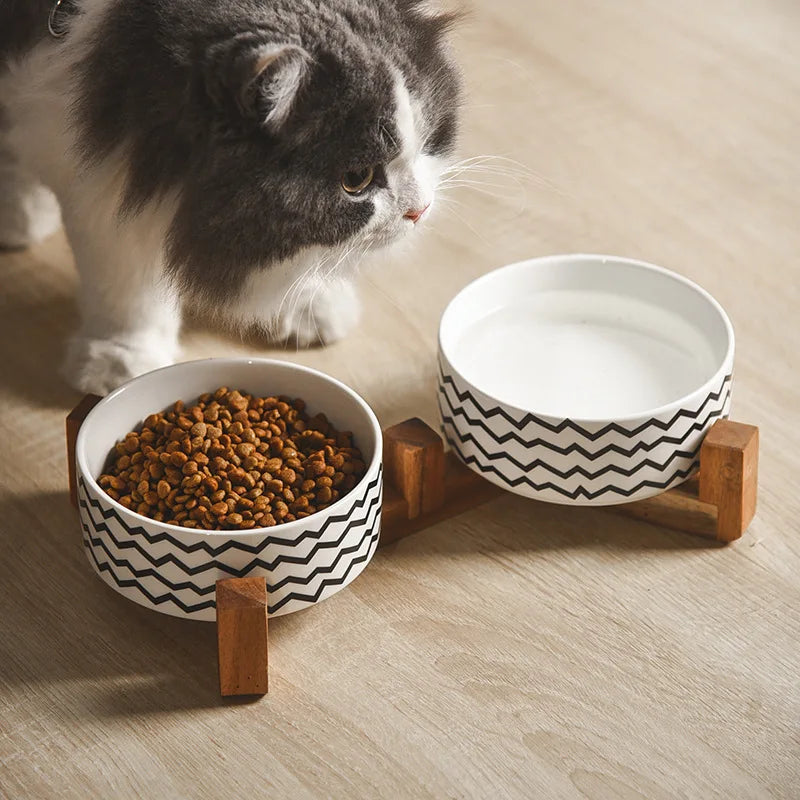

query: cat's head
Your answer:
[166,1,461,297]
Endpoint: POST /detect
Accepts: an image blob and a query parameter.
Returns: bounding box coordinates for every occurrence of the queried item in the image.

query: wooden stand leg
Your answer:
[64,397,760,700]
[378,417,760,545]
[66,393,102,508]
[608,419,759,542]
[216,577,269,697]
[380,418,503,547]
[383,418,446,518]
[698,420,759,543]
[67,396,759,549]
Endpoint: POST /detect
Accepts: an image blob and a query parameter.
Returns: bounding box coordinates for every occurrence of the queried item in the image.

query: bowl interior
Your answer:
[440,255,733,420]
[77,358,380,527]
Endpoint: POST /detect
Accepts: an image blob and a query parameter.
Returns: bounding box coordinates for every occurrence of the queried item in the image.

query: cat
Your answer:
[0,0,461,394]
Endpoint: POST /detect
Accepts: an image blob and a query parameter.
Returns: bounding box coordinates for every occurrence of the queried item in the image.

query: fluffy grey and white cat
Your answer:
[0,0,461,394]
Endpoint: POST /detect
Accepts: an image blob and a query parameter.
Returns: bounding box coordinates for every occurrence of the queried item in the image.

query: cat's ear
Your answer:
[205,37,310,132]
[244,44,310,130]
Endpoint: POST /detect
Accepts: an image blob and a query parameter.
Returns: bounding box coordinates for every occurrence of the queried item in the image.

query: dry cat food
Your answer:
[98,387,367,530]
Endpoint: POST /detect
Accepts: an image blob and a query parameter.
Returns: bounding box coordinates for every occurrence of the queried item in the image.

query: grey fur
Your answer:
[47,0,462,300]
[0,1,54,59]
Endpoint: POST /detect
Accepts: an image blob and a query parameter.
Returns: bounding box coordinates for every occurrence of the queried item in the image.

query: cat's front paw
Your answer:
[0,183,61,249]
[274,281,361,347]
[64,336,176,395]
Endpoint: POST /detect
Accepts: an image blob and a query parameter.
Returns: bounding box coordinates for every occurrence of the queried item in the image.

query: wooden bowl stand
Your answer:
[67,395,759,697]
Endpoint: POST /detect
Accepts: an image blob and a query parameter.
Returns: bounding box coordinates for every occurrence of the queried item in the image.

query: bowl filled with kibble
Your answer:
[76,358,382,620]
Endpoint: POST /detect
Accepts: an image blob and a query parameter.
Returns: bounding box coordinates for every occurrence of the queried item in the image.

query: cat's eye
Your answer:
[341,166,375,195]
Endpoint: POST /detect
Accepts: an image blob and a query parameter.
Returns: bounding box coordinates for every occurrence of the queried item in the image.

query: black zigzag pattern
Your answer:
[79,484,381,577]
[81,498,380,595]
[437,361,730,502]
[78,469,381,554]
[439,397,702,479]
[438,360,732,443]
[84,528,380,615]
[79,469,382,616]
[437,382,731,460]
[443,430,698,501]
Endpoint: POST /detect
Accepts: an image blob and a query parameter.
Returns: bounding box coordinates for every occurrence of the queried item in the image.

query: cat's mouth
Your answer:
[366,202,435,249]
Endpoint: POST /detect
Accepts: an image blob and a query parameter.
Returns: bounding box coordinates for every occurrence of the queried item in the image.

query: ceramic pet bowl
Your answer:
[438,254,734,505]
[76,358,382,620]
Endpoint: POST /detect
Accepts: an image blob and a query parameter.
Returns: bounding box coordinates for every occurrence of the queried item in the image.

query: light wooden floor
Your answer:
[2,1,799,797]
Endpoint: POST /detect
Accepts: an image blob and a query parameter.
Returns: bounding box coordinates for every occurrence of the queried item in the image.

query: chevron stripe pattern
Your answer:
[438,354,732,505]
[78,465,382,620]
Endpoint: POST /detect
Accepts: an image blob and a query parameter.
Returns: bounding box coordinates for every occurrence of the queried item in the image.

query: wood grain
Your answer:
[216,577,269,696]
[383,418,446,518]
[2,1,800,797]
[601,421,760,541]
[699,420,759,542]
[604,481,719,539]
[380,451,503,547]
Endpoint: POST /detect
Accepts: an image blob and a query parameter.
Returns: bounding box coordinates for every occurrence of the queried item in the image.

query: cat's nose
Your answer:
[404,203,430,224]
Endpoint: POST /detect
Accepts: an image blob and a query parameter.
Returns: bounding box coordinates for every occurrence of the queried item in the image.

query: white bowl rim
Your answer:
[76,357,383,537]
[438,253,735,426]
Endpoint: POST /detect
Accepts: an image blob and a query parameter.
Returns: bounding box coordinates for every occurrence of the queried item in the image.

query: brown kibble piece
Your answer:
[264,457,282,474]
[308,460,327,477]
[265,478,283,494]
[237,442,255,458]
[170,451,188,467]
[316,486,332,504]
[190,421,207,438]
[99,387,367,531]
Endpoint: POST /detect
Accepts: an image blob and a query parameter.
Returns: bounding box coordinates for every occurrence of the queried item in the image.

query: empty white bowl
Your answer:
[76,358,382,620]
[438,254,734,505]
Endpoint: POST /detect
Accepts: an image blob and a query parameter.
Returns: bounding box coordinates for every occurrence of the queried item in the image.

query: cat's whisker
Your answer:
[277,249,333,345]
[361,273,409,319]
[308,234,371,340]
[444,153,534,171]
[306,237,363,343]
[274,253,325,335]
[298,260,326,347]
[434,195,494,247]
[439,177,516,192]
[442,163,532,185]
[297,250,338,346]
[439,153,566,203]
[438,173,529,204]
[345,236,372,281]
[435,193,468,209]
[441,154,550,188]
